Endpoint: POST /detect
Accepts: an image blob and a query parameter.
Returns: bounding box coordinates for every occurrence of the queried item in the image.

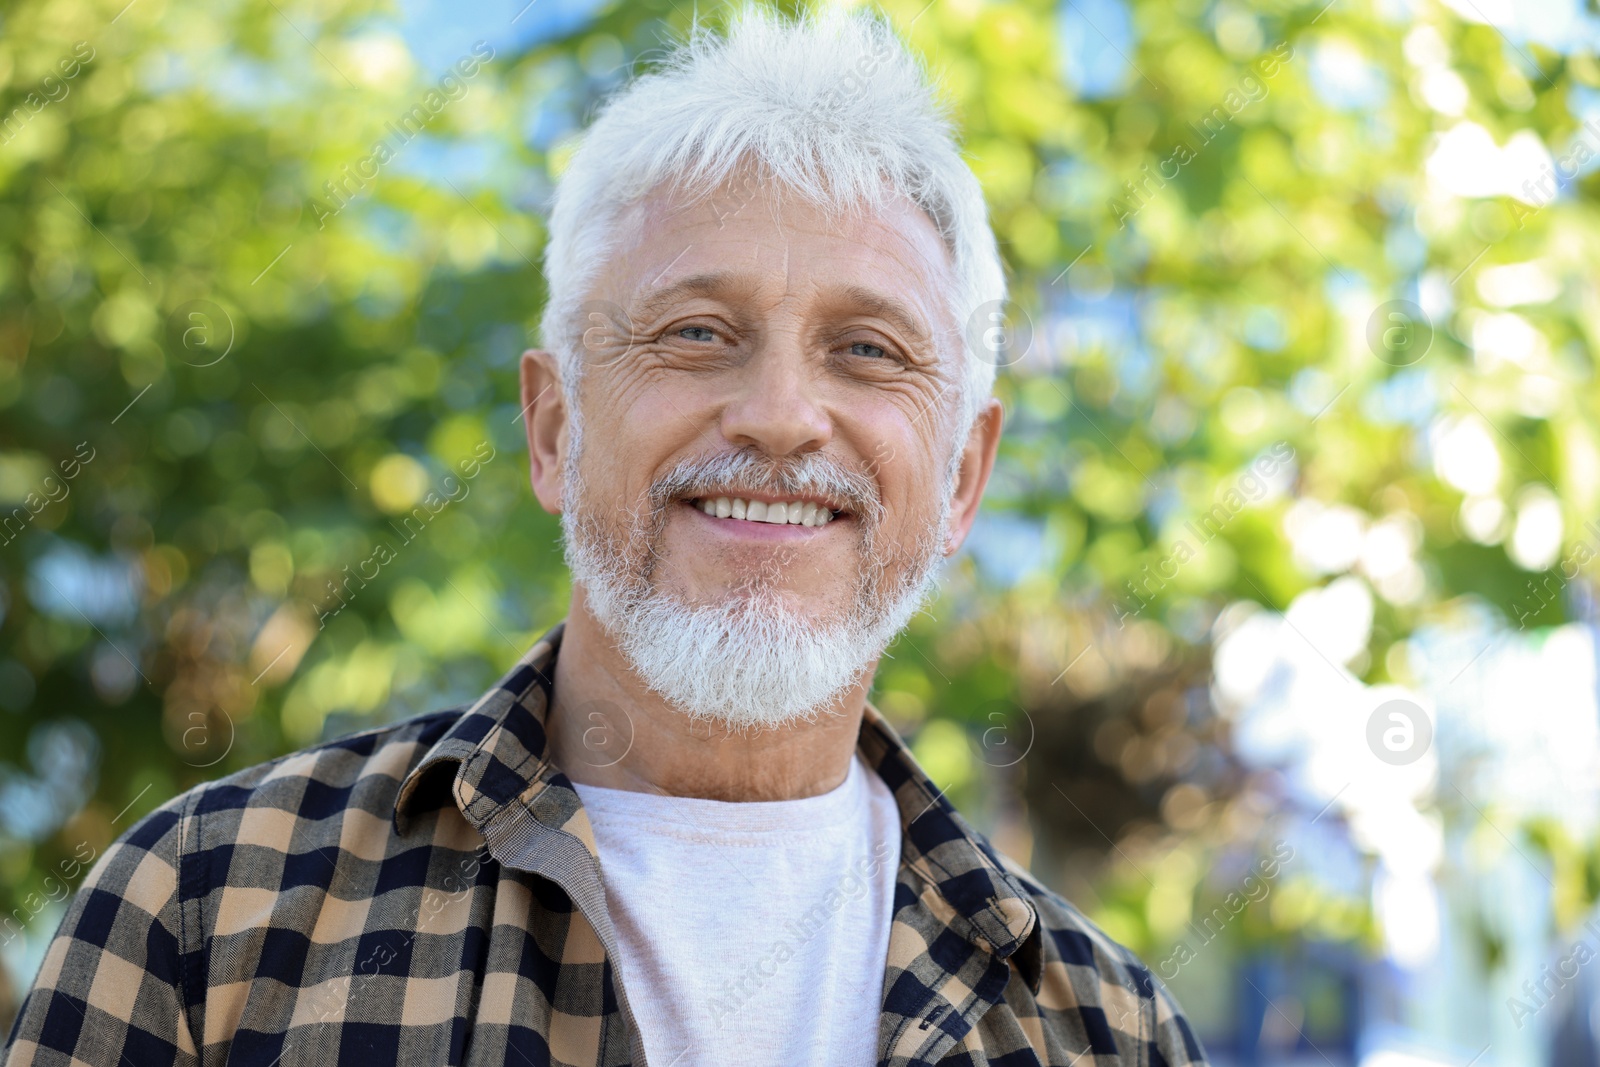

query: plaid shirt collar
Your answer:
[390,620,1044,995]
[9,617,1212,1067]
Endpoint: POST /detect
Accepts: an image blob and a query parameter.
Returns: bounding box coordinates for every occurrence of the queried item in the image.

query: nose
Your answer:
[718,336,832,457]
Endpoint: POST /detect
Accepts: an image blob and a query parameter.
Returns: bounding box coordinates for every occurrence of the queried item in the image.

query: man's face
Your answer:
[526,167,1001,725]
[578,171,963,599]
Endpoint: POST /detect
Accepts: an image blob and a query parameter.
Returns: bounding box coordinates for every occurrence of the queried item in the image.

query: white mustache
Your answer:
[647,448,884,527]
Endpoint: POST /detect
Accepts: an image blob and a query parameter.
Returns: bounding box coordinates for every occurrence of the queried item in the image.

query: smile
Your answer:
[689,495,843,526]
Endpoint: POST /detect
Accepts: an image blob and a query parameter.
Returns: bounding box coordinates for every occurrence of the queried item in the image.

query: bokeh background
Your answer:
[2,0,1599,1062]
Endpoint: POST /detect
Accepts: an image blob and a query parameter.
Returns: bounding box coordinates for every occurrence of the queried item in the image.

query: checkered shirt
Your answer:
[5,621,1208,1066]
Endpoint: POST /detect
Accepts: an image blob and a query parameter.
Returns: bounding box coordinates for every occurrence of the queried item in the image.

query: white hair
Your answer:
[537,2,1007,439]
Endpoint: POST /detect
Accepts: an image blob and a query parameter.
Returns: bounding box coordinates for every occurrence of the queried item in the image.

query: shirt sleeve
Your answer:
[3,793,200,1066]
[1149,970,1209,1067]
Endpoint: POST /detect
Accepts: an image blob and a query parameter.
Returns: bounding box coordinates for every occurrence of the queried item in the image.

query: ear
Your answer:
[520,349,568,514]
[943,397,1004,556]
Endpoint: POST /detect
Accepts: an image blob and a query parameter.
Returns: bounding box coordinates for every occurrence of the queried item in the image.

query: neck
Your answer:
[545,587,874,801]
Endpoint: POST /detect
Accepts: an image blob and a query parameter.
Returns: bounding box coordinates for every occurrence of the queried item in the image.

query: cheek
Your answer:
[858,410,952,510]
[576,410,711,533]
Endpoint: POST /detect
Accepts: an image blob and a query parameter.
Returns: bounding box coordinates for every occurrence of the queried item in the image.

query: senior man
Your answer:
[6,6,1207,1067]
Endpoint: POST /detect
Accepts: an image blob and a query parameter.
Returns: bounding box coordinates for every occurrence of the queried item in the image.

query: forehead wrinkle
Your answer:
[757,222,935,347]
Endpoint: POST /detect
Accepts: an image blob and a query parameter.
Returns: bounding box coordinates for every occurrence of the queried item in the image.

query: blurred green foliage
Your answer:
[1,0,1596,1024]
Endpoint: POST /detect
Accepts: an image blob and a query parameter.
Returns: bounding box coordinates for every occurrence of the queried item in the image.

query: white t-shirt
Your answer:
[572,752,902,1067]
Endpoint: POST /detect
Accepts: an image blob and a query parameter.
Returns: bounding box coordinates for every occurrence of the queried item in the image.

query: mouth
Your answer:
[683,493,848,528]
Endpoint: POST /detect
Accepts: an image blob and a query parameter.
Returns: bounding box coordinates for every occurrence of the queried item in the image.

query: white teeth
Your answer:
[697,497,837,526]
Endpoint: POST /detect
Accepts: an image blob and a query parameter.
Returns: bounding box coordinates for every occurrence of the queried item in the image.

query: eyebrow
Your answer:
[630,272,749,324]
[629,272,934,345]
[830,283,933,346]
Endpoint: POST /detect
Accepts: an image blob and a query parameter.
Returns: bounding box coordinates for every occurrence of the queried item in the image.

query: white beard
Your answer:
[560,441,954,731]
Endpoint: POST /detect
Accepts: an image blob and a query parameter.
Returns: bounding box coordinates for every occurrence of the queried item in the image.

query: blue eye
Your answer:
[678,326,716,341]
[851,341,887,358]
